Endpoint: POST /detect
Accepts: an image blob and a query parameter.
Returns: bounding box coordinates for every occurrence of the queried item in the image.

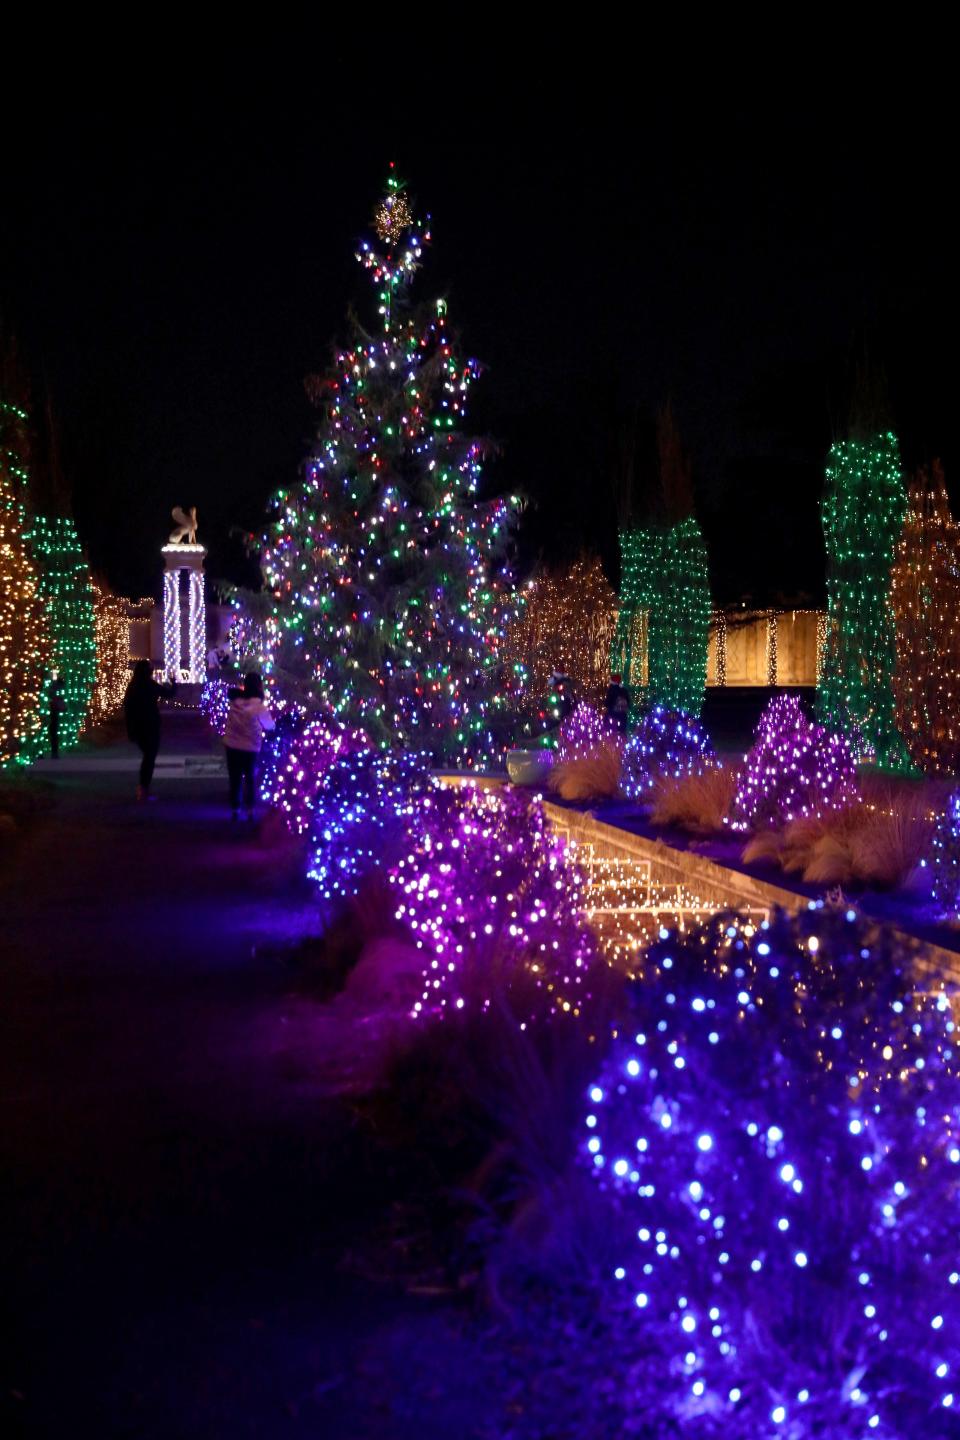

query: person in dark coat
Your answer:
[604,672,631,732]
[123,661,176,801]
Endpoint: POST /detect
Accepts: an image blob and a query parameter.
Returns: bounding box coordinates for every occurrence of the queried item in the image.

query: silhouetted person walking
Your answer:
[123,661,176,801]
[223,673,275,821]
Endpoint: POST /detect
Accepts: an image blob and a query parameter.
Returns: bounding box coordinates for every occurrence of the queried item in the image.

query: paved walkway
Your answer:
[0,719,469,1438]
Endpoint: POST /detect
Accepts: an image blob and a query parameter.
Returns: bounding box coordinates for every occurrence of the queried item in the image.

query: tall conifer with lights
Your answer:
[817,426,911,770]
[612,406,710,717]
[261,168,519,763]
[0,393,52,766]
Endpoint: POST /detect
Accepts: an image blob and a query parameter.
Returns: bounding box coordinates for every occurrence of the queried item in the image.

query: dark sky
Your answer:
[2,54,954,607]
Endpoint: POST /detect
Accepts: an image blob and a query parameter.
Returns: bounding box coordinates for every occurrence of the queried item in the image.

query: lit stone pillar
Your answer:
[160,544,206,682]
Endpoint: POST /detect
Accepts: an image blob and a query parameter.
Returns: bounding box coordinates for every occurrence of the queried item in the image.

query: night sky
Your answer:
[2,58,954,608]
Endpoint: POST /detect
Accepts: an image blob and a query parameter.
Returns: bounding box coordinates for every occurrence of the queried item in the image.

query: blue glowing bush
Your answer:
[584,905,960,1438]
[931,790,960,917]
[306,746,433,902]
[265,715,365,835]
[621,706,714,799]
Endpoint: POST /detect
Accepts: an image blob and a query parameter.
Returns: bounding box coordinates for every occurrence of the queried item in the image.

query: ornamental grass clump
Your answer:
[583,905,960,1438]
[649,761,739,835]
[729,693,859,832]
[549,702,623,803]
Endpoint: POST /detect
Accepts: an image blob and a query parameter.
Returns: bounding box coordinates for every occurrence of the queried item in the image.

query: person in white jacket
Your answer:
[222,673,275,821]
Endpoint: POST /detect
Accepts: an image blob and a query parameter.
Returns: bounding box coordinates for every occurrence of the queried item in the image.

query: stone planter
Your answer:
[506,748,555,787]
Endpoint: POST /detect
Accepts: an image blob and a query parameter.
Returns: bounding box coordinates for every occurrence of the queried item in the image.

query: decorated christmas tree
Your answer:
[817,426,911,770]
[890,460,960,774]
[260,167,519,764]
[0,395,52,766]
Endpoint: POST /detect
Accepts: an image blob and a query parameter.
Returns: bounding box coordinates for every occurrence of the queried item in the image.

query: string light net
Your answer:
[612,522,710,718]
[729,694,859,832]
[890,461,960,775]
[584,904,960,1439]
[501,555,618,710]
[260,168,520,766]
[817,432,912,771]
[0,399,52,766]
[26,514,96,748]
[88,584,131,726]
[621,707,714,798]
[389,783,598,1022]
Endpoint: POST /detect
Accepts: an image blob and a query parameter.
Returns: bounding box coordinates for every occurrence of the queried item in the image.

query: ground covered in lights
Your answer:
[6,721,960,1439]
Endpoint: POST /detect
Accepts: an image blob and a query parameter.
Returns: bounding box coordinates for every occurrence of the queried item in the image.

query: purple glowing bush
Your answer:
[583,905,960,1438]
[555,702,621,763]
[729,694,859,831]
[389,783,598,1023]
[307,746,434,902]
[266,715,365,835]
[621,706,714,798]
[199,676,231,736]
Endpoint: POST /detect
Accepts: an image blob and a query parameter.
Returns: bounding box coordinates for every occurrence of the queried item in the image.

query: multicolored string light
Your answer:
[259,168,521,765]
[0,399,52,766]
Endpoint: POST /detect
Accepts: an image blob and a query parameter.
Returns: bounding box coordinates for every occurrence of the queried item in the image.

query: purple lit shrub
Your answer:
[555,702,620,763]
[307,746,433,903]
[266,715,365,835]
[584,905,960,1438]
[389,783,598,1023]
[199,676,231,736]
[729,694,859,831]
[621,706,714,798]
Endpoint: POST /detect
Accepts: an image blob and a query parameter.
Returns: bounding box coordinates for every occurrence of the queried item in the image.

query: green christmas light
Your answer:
[26,513,97,750]
[817,430,913,771]
[612,519,710,717]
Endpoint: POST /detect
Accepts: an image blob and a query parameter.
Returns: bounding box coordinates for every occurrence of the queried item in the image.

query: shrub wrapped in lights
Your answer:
[621,706,714,799]
[548,702,624,802]
[729,694,858,832]
[307,745,434,903]
[554,702,620,763]
[266,715,365,835]
[584,905,960,1439]
[390,783,598,1022]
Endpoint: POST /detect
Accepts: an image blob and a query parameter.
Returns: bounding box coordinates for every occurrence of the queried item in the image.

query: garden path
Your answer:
[0,719,492,1439]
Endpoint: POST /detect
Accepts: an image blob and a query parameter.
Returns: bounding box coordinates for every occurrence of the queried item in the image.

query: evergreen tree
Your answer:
[611,406,710,716]
[0,394,52,766]
[817,429,911,769]
[25,512,96,750]
[890,460,960,773]
[261,168,519,764]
